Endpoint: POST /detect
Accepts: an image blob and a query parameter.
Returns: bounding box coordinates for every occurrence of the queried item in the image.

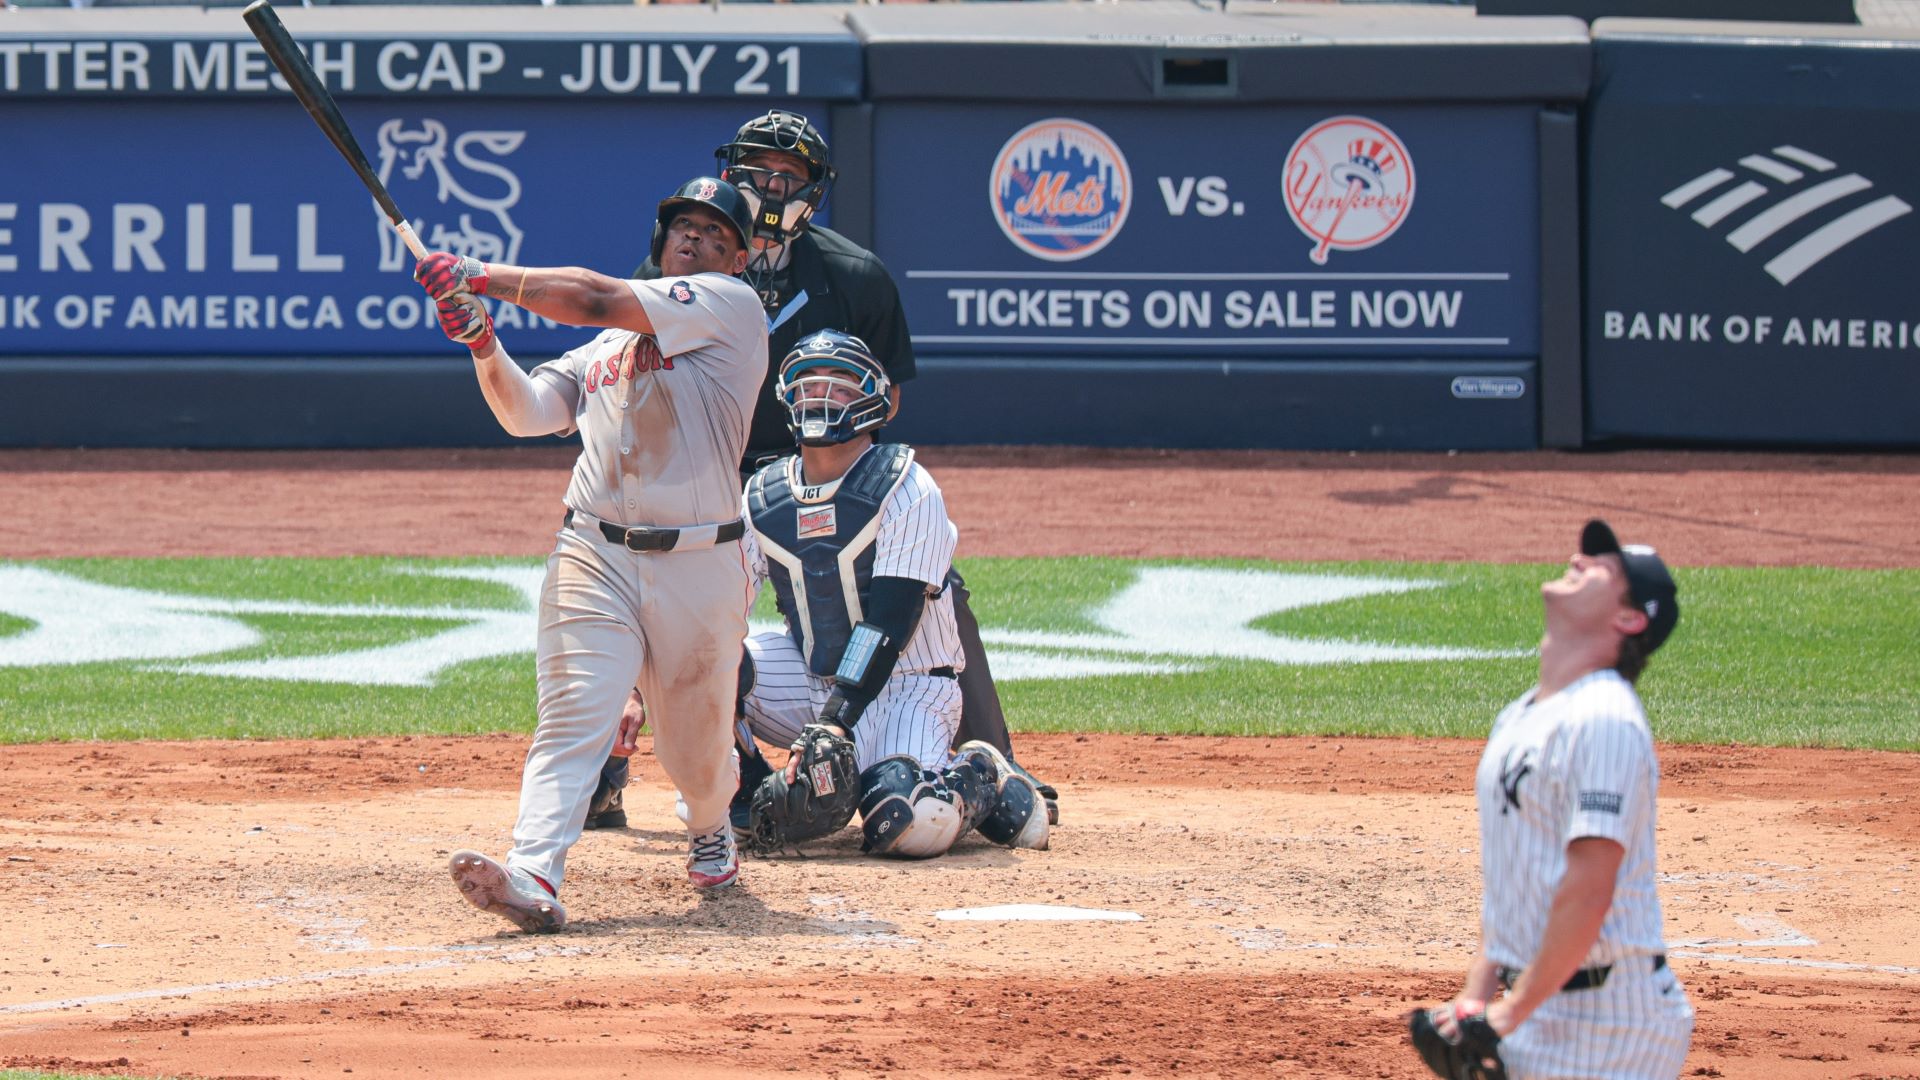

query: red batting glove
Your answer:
[436,291,494,354]
[415,252,489,301]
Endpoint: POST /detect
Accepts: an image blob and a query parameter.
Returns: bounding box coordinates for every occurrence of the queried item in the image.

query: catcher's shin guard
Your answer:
[956,741,1048,850]
[584,754,629,830]
[857,756,963,858]
[940,752,1000,840]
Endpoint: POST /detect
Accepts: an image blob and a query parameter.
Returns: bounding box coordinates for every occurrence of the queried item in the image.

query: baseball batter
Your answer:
[593,111,1057,837]
[732,330,1048,858]
[1411,519,1692,1080]
[419,177,768,932]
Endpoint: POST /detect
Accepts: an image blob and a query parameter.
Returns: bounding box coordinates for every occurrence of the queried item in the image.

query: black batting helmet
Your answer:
[650,176,754,264]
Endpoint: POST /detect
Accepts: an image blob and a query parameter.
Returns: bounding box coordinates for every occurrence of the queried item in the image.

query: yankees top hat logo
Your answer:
[1284,116,1416,265]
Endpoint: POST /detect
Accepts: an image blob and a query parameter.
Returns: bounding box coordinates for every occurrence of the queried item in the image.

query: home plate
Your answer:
[935,904,1143,922]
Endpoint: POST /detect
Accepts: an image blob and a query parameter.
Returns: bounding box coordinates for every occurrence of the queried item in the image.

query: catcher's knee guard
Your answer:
[955,740,1049,850]
[858,756,963,859]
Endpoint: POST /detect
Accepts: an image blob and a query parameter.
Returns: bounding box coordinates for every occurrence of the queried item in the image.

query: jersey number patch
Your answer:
[797,506,837,539]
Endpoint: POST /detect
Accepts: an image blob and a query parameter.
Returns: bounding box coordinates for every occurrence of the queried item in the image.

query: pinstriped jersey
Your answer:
[1476,669,1670,971]
[741,444,963,679]
[529,272,766,528]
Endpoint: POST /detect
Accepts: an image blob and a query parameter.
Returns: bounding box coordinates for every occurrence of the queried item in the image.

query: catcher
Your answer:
[624,330,1048,858]
[1408,520,1693,1080]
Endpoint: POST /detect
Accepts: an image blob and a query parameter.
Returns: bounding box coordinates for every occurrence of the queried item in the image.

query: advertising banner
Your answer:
[873,104,1540,359]
[1585,36,1920,443]
[0,33,861,99]
[0,99,829,356]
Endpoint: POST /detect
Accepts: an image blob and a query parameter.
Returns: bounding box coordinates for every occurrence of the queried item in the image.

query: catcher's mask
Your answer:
[649,176,754,265]
[777,330,890,447]
[715,110,836,248]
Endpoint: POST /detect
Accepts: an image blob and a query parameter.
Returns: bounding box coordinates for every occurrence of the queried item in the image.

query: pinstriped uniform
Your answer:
[739,446,964,773]
[1476,669,1694,1079]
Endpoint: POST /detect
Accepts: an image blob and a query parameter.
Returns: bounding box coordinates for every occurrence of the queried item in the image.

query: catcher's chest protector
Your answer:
[748,443,914,678]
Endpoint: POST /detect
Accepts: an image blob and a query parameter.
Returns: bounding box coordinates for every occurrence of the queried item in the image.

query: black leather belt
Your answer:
[565,510,745,553]
[930,666,957,679]
[1498,954,1665,994]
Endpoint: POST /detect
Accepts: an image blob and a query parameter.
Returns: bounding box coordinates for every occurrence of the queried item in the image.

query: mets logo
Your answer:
[668,281,696,304]
[1658,144,1913,286]
[1283,116,1416,265]
[989,118,1132,262]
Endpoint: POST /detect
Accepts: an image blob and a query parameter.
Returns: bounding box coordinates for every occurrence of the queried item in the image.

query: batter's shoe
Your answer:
[686,825,740,890]
[448,850,567,933]
[583,754,630,830]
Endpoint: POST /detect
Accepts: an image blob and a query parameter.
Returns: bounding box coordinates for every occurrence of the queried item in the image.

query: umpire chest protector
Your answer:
[748,443,914,678]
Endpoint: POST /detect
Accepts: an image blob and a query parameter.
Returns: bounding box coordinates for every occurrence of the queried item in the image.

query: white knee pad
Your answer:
[858,756,964,859]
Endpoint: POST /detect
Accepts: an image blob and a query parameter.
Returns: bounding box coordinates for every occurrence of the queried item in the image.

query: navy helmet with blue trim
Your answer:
[776,330,890,447]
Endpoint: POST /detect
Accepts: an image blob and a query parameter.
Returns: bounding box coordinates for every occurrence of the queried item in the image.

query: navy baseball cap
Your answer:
[1580,520,1679,654]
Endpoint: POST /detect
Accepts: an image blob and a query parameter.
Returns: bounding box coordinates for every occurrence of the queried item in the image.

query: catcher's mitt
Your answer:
[745,724,860,855]
[1408,1001,1508,1080]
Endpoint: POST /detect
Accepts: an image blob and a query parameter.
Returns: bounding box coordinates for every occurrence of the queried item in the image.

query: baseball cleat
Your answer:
[584,755,630,830]
[955,741,1050,850]
[686,825,740,890]
[732,749,774,833]
[1007,758,1060,826]
[448,850,567,933]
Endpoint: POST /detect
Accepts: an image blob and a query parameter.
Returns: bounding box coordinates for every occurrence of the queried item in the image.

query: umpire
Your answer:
[591,110,1057,828]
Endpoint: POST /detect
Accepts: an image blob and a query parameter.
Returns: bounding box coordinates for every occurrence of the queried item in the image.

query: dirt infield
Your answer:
[2,447,1917,1080]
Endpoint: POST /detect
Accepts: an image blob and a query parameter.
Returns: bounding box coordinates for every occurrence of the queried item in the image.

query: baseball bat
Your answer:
[241,0,427,261]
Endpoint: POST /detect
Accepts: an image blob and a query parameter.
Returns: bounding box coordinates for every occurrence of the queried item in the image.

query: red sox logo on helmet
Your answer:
[1284,116,1416,266]
[693,178,720,201]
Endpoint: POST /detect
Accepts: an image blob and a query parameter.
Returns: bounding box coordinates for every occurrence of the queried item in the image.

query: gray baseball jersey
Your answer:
[532,272,766,527]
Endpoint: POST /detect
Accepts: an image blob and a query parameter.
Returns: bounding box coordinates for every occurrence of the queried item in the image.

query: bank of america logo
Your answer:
[1660,146,1911,286]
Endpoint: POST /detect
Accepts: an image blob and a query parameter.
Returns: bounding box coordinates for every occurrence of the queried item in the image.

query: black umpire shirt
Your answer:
[634,225,917,467]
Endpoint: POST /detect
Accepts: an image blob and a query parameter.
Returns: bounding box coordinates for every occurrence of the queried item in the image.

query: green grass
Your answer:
[1,556,1915,750]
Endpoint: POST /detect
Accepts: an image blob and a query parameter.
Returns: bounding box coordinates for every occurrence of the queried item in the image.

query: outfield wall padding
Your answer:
[1583,19,1920,446]
[0,5,1591,450]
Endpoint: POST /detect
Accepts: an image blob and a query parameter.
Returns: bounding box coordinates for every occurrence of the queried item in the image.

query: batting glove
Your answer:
[436,291,494,353]
[415,252,489,301]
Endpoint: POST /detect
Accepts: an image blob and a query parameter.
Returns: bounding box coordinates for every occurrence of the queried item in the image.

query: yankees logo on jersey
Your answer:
[1498,746,1534,815]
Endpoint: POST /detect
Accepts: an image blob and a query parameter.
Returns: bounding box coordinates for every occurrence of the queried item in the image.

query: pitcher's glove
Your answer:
[745,724,859,855]
[1408,1000,1508,1080]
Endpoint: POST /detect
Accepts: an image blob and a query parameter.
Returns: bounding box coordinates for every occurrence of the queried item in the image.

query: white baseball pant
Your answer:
[505,521,750,892]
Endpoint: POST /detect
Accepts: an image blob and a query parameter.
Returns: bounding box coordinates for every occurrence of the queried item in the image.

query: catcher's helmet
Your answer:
[777,330,890,447]
[715,110,836,245]
[650,176,754,264]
